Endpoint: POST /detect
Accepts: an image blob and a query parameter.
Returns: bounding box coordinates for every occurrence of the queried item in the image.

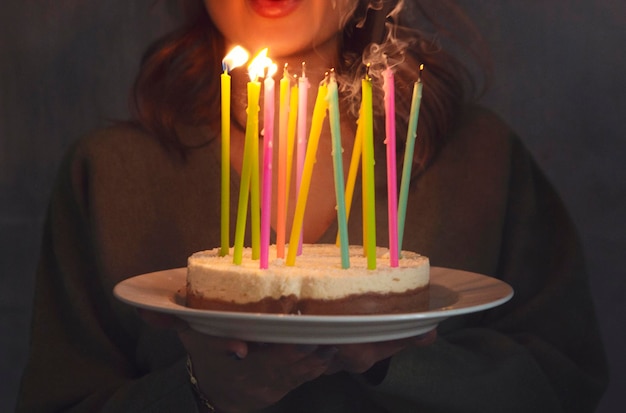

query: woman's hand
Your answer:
[178,328,338,413]
[138,309,436,410]
[324,329,438,378]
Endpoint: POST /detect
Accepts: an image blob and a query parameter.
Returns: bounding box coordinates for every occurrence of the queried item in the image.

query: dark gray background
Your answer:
[1,1,623,411]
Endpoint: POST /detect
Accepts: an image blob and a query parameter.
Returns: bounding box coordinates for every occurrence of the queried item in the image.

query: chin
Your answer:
[242,38,309,59]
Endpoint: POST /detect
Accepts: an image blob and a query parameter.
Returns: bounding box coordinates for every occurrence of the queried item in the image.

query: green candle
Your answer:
[398,66,423,253]
[327,71,350,269]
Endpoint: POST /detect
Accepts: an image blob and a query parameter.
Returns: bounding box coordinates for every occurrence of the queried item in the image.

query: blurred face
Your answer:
[204,0,358,58]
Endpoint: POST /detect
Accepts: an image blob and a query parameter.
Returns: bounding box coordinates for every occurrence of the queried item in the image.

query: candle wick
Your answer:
[222,62,228,73]
[418,63,424,82]
[329,68,337,83]
[322,72,330,85]
[301,61,306,78]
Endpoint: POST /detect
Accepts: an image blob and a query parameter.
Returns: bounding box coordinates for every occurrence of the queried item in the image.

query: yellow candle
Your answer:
[276,65,291,258]
[233,80,261,264]
[220,46,249,257]
[220,71,231,257]
[361,74,376,270]
[286,78,329,266]
[233,49,266,264]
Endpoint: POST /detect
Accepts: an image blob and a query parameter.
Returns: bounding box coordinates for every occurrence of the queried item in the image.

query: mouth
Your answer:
[248,0,301,19]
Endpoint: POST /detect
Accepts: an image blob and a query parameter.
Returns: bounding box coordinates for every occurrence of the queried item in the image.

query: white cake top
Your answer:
[187,244,429,304]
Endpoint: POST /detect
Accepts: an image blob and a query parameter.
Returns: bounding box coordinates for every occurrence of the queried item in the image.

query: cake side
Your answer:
[186,244,430,315]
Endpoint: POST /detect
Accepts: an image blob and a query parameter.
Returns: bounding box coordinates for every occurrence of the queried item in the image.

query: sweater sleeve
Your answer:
[357,136,608,412]
[16,141,200,413]
[252,110,608,413]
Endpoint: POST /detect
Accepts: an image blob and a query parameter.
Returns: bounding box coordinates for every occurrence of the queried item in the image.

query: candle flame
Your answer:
[248,48,274,81]
[222,46,249,72]
[266,61,278,79]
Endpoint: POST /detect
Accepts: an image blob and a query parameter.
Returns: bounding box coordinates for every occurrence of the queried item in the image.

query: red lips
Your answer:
[248,0,301,18]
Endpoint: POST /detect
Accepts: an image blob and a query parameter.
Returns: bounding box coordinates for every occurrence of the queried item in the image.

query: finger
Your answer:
[412,328,437,347]
[329,337,414,374]
[277,346,339,389]
[248,343,322,365]
[247,344,338,389]
[226,339,249,360]
[137,308,188,331]
[178,328,249,359]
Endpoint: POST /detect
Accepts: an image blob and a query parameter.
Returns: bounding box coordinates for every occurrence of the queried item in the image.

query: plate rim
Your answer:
[113,266,514,323]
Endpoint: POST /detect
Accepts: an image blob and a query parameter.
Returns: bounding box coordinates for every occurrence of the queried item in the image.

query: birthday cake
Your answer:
[186,244,430,315]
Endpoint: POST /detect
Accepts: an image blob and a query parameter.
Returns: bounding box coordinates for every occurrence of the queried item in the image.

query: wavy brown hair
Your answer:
[131,0,490,170]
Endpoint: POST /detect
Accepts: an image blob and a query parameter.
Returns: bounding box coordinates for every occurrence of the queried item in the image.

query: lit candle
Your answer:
[220,46,249,256]
[361,68,376,270]
[234,49,267,264]
[398,65,424,253]
[261,59,277,269]
[327,71,350,268]
[275,65,291,258]
[383,67,399,267]
[296,62,309,254]
[287,76,329,266]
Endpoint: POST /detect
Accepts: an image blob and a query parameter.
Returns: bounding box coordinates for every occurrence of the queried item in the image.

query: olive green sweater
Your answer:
[17,106,607,412]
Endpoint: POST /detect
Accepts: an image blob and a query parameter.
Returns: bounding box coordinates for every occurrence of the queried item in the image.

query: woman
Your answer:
[17,0,607,412]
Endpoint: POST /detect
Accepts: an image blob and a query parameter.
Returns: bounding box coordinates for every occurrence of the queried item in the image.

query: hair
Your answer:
[131,0,490,172]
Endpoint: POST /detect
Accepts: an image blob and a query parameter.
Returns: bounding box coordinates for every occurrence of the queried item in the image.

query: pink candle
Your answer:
[296,62,309,254]
[261,61,277,269]
[383,67,399,267]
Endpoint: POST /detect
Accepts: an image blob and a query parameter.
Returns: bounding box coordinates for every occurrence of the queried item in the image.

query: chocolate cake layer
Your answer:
[186,285,429,315]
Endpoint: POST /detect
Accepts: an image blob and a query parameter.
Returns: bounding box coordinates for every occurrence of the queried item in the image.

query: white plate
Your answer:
[114,267,513,344]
